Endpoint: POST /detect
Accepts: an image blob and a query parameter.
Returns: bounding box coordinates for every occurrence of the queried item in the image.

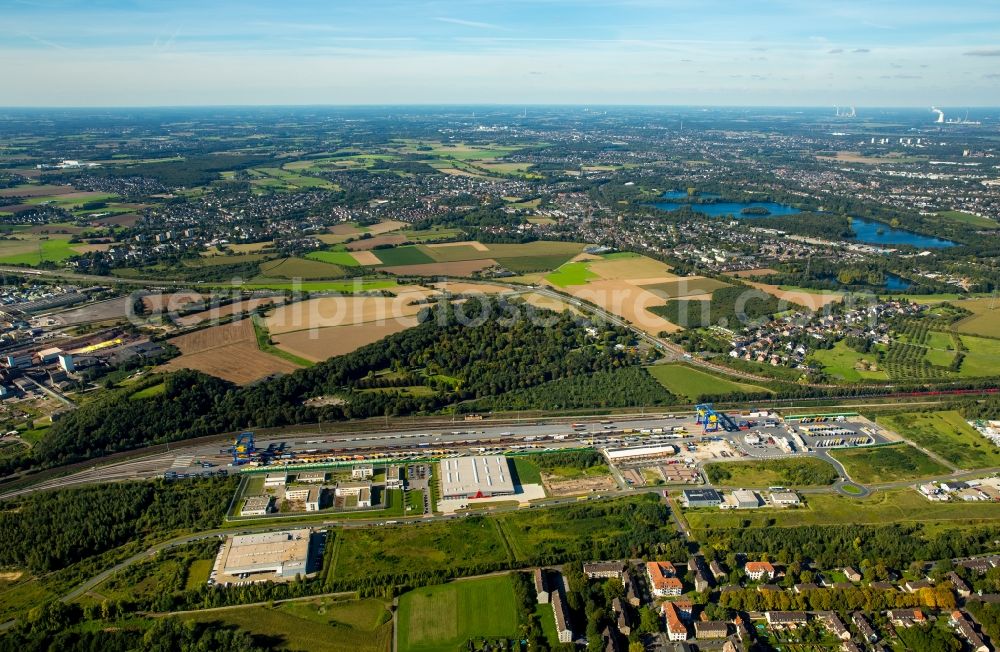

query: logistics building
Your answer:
[439,455,515,500]
[212,529,312,585]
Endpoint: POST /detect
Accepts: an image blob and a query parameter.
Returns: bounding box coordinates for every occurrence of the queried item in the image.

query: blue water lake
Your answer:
[653,193,957,249]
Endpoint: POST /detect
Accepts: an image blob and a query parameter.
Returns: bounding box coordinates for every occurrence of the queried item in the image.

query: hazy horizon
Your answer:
[3,0,1000,107]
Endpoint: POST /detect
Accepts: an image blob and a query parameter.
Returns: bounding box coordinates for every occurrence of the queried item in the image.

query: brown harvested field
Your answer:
[520,292,581,315]
[345,234,407,251]
[2,204,36,214]
[142,292,205,313]
[349,251,382,265]
[273,317,420,362]
[746,281,842,309]
[587,256,677,280]
[91,213,140,226]
[175,297,286,327]
[202,242,274,256]
[730,268,779,278]
[72,243,113,254]
[0,184,78,198]
[421,244,489,262]
[159,319,300,384]
[426,240,489,252]
[367,219,408,234]
[380,259,498,276]
[431,281,511,294]
[570,252,603,262]
[266,287,437,334]
[439,167,494,179]
[640,276,730,299]
[330,223,364,235]
[561,279,681,335]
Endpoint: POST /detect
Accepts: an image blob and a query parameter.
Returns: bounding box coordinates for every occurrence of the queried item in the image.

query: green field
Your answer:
[684,487,1000,530]
[306,248,362,267]
[397,575,519,652]
[0,235,78,265]
[181,598,391,652]
[326,518,511,583]
[704,458,839,488]
[880,411,1000,469]
[809,340,888,382]
[258,257,348,279]
[373,245,435,266]
[954,298,1000,338]
[936,210,999,228]
[830,444,951,484]
[129,383,166,400]
[645,364,770,401]
[545,261,597,288]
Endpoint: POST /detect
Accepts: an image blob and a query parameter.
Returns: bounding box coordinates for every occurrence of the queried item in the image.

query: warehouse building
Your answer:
[439,455,515,500]
[240,495,273,516]
[681,488,722,508]
[212,529,312,585]
[603,444,677,464]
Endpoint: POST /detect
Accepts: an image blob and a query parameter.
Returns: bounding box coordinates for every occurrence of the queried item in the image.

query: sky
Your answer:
[2,0,1000,107]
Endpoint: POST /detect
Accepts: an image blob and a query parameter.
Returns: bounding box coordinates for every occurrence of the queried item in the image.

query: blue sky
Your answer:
[2,0,999,106]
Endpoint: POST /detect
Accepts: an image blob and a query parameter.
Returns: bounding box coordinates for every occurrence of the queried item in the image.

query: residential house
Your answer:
[766,612,808,627]
[852,612,878,643]
[584,562,626,580]
[694,621,729,639]
[648,561,683,597]
[534,568,549,604]
[662,602,688,642]
[745,561,775,581]
[552,591,573,643]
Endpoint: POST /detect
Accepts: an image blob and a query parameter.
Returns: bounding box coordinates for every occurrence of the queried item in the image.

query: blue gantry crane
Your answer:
[695,403,740,433]
[231,431,256,465]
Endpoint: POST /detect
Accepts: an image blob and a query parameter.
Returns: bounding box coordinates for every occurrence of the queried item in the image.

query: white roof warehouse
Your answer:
[439,455,516,499]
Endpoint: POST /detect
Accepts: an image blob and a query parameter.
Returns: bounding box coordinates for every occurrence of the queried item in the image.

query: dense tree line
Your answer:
[463,366,677,412]
[717,584,955,614]
[0,602,266,652]
[651,285,795,329]
[0,477,233,572]
[702,523,1000,570]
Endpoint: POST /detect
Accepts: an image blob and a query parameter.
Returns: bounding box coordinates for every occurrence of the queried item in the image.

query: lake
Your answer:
[653,193,957,248]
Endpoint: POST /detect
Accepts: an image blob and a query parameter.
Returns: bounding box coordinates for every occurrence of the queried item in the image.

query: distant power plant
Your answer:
[931,107,945,123]
[834,105,856,117]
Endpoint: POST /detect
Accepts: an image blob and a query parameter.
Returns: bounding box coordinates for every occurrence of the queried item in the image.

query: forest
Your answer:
[650,284,793,330]
[0,299,643,479]
[0,477,233,572]
[701,522,1000,570]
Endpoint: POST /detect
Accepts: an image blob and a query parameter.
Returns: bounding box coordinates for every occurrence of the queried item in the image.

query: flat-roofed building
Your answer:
[603,445,677,464]
[385,465,406,489]
[296,471,326,484]
[439,455,515,500]
[352,464,374,479]
[770,491,801,506]
[335,481,372,508]
[681,488,722,508]
[305,486,322,512]
[241,495,273,516]
[284,487,312,502]
[263,472,287,488]
[213,529,311,585]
